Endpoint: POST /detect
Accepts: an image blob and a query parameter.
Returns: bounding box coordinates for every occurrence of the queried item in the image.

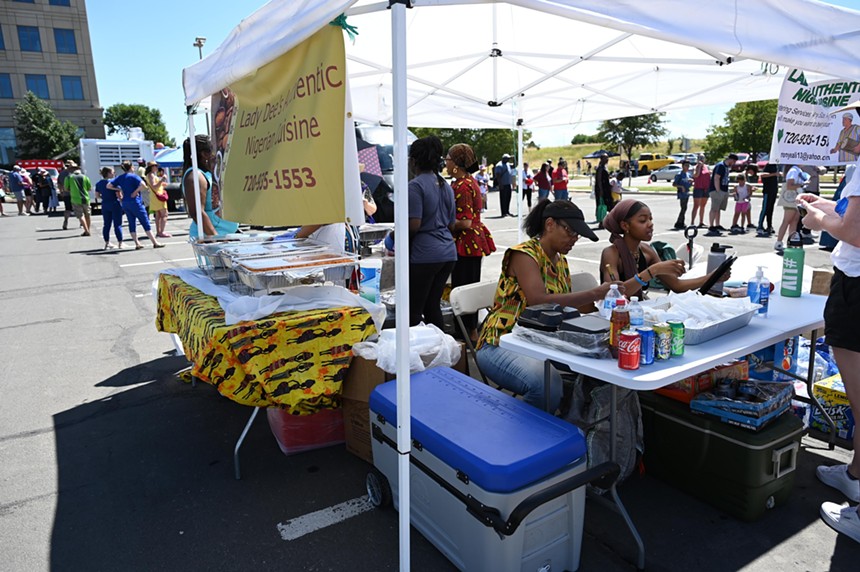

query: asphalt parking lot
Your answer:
[0,193,855,571]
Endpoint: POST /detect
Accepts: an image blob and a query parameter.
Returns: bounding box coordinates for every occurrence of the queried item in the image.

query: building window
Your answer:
[54,28,77,54]
[61,75,83,100]
[0,74,12,99]
[0,27,5,51]
[0,128,18,165]
[13,0,36,3]
[17,26,42,52]
[50,0,72,6]
[25,74,50,99]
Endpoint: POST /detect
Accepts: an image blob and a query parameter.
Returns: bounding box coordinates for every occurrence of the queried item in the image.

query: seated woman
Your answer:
[476,199,611,411]
[600,199,729,299]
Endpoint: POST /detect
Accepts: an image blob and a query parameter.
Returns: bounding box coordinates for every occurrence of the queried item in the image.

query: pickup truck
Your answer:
[635,153,675,175]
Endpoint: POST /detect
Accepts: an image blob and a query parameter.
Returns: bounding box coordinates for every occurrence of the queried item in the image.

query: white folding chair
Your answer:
[569,270,598,293]
[449,280,497,385]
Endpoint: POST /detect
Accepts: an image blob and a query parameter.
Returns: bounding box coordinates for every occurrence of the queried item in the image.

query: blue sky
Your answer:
[86,0,860,148]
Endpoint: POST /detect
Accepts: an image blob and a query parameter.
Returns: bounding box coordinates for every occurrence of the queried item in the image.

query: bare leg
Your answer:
[131,232,142,248]
[777,209,799,243]
[145,229,164,248]
[831,347,860,478]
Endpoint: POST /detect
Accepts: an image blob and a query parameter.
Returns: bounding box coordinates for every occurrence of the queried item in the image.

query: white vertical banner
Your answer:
[770,69,860,167]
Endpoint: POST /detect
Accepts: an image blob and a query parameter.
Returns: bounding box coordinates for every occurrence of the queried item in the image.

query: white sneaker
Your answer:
[820,502,860,544]
[817,464,860,502]
[774,240,784,252]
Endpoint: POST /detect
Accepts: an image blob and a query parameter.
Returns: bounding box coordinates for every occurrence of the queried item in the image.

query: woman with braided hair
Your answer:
[407,135,457,328]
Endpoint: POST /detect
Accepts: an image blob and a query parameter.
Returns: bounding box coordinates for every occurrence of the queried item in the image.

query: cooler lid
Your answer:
[369,367,586,493]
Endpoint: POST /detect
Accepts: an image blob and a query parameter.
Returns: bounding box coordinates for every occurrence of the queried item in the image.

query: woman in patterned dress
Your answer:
[445,144,496,342]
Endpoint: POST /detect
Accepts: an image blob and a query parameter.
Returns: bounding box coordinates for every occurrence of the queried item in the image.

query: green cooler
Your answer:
[640,391,803,521]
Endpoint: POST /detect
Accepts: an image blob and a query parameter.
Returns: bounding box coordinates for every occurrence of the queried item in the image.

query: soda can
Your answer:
[618,329,641,370]
[668,320,685,357]
[637,326,655,365]
[653,322,672,361]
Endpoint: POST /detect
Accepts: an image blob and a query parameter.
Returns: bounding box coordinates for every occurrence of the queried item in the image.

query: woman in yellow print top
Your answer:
[476,199,610,411]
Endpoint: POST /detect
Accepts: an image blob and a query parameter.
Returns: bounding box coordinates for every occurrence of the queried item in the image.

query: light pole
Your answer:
[193,37,210,135]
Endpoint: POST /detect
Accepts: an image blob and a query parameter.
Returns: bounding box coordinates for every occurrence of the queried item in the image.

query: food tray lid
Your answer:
[220,239,327,260]
[237,251,357,272]
[370,367,586,493]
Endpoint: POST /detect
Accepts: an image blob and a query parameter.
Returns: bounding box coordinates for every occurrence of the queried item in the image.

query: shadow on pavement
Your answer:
[49,357,454,572]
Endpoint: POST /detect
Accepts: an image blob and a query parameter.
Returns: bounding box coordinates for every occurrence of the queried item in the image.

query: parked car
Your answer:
[730,152,751,171]
[650,163,684,182]
[636,152,675,175]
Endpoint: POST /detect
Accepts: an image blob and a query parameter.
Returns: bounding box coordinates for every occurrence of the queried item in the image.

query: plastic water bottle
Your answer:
[628,296,644,327]
[747,265,770,317]
[601,283,622,319]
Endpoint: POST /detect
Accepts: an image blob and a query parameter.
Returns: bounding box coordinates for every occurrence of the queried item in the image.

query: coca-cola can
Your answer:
[618,329,641,370]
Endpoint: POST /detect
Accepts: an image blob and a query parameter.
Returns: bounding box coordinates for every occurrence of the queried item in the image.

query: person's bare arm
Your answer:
[800,195,860,247]
[508,251,610,308]
[183,170,217,236]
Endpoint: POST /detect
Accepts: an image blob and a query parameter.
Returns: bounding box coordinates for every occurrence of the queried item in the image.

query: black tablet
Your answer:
[698,255,737,296]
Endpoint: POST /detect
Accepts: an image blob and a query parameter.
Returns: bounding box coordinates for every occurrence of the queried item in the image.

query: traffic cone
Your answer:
[646,177,651,184]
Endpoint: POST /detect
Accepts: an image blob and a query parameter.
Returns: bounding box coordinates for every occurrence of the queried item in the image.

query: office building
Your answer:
[0,0,105,164]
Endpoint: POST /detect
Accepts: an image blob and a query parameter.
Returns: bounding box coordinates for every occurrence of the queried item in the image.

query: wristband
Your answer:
[645,268,653,280]
[634,274,647,286]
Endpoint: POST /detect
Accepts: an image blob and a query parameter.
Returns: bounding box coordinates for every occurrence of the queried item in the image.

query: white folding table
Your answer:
[500,292,829,570]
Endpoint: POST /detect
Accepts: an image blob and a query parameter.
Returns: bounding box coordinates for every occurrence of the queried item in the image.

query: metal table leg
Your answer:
[545,361,645,569]
[234,407,262,480]
[608,385,645,570]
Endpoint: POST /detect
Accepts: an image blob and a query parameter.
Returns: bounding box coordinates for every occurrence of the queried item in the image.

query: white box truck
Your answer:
[78,139,155,209]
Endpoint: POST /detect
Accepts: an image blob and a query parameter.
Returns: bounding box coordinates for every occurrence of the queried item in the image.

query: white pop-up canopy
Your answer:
[185,0,860,128]
[182,1,860,570]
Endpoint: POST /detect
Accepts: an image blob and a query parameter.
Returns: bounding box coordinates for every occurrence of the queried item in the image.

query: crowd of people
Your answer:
[0,158,175,249]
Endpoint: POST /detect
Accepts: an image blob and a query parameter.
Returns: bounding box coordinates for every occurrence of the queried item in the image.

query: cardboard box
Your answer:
[811,374,856,440]
[748,336,799,381]
[655,360,748,404]
[341,342,466,464]
[811,270,834,296]
[690,381,794,432]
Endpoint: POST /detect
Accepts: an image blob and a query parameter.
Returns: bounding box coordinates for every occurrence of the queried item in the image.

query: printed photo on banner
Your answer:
[770,68,860,167]
[214,25,348,226]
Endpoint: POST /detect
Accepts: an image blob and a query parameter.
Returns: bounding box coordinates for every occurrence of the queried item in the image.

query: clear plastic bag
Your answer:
[511,324,612,359]
[352,323,462,374]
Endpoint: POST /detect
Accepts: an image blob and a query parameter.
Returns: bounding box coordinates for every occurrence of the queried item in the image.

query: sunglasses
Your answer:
[556,220,579,239]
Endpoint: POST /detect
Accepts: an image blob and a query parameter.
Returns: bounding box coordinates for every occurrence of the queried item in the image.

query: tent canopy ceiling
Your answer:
[183,0,860,128]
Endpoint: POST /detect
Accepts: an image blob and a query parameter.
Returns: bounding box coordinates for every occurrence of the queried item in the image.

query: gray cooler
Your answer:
[368,367,617,572]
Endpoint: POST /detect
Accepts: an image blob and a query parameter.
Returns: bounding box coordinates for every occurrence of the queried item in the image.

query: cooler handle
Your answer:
[772,442,798,479]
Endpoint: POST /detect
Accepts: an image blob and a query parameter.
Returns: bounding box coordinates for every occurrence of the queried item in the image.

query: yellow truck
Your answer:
[636,153,675,175]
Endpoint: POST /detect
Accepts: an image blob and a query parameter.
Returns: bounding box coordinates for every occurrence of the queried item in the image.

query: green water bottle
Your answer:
[780,233,805,297]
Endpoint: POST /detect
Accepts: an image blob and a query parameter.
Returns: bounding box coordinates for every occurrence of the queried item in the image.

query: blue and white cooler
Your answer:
[368,367,618,572]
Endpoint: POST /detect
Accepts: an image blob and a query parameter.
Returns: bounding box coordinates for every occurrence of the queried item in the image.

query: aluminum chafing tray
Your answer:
[232,251,359,294]
[358,223,394,243]
[217,238,327,268]
[190,234,274,271]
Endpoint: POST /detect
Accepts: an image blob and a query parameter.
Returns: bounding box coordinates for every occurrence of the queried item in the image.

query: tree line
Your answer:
[10,89,777,167]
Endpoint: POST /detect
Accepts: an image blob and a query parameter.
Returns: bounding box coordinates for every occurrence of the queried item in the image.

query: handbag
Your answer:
[596,199,608,223]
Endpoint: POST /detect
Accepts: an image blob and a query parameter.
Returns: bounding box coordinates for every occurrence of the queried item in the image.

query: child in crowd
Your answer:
[730,174,753,233]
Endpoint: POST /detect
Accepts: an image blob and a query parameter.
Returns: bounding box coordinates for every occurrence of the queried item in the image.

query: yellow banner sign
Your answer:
[214,25,346,225]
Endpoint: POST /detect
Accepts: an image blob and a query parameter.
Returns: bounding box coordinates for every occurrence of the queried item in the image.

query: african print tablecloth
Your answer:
[156,274,375,413]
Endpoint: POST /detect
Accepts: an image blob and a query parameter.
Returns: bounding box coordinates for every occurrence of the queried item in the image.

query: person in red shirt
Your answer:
[552,159,569,201]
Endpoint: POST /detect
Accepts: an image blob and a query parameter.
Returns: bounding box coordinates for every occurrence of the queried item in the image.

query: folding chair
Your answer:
[448,280,497,385]
[569,270,598,293]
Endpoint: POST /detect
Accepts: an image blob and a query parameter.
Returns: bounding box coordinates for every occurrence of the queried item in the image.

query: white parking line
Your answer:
[276,496,374,541]
[120,257,195,268]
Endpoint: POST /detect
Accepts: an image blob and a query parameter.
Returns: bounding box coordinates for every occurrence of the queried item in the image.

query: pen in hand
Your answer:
[605,264,618,282]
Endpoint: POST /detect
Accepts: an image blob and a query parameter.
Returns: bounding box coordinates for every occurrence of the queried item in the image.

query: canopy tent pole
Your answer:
[391,3,411,571]
[187,108,205,239]
[491,4,498,103]
[516,102,524,243]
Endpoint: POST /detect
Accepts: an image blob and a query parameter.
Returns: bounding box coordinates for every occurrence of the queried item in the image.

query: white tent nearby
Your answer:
[182,1,860,570]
